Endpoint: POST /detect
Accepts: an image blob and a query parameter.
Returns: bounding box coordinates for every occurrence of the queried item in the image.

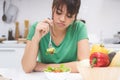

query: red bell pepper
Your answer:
[90,52,110,67]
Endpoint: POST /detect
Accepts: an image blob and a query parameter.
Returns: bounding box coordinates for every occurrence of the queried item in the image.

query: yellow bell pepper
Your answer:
[90,44,108,54]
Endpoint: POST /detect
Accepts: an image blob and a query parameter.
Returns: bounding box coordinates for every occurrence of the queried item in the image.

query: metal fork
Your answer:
[48,33,53,48]
[47,21,53,48]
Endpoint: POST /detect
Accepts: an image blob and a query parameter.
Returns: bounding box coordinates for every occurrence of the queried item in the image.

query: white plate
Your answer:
[2,40,17,44]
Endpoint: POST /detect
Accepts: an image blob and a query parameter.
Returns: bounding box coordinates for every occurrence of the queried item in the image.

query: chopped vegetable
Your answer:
[44,64,70,72]
[46,47,55,54]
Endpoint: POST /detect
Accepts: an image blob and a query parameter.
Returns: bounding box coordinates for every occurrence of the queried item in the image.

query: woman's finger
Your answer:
[43,18,53,28]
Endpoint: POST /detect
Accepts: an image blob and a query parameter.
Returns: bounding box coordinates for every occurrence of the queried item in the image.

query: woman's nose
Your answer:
[60,15,65,22]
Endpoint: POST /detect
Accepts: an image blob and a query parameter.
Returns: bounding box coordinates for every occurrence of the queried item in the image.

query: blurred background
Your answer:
[0,0,120,72]
[0,0,120,44]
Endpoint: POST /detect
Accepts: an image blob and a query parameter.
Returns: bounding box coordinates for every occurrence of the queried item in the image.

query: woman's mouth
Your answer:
[57,23,65,27]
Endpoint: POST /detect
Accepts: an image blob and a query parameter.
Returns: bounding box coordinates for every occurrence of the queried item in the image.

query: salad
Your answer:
[46,47,55,54]
[44,64,71,72]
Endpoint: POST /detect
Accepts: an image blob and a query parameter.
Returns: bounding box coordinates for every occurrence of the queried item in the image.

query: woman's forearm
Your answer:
[22,20,50,73]
[34,61,79,73]
[22,36,40,73]
[64,61,79,73]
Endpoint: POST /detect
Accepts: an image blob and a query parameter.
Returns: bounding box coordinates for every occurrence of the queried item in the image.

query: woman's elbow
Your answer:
[23,68,33,73]
[21,60,34,73]
[21,64,34,73]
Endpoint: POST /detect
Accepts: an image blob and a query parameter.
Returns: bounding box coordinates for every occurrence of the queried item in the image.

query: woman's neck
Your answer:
[52,26,66,37]
[51,26,66,46]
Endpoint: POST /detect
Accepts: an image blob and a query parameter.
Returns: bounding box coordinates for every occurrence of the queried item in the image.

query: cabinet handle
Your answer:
[0,49,15,52]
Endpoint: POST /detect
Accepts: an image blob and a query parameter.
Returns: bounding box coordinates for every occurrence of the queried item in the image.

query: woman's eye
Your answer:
[67,14,72,18]
[56,10,62,15]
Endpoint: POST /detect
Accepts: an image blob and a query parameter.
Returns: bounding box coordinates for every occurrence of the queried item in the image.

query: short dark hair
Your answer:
[80,19,86,23]
[52,0,81,18]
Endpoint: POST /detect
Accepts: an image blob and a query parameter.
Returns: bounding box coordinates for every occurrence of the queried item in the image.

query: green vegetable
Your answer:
[46,47,56,54]
[44,64,70,72]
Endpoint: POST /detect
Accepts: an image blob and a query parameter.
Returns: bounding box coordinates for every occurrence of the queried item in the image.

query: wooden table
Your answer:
[78,67,120,80]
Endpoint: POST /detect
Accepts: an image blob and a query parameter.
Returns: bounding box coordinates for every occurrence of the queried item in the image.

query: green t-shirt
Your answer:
[27,20,88,64]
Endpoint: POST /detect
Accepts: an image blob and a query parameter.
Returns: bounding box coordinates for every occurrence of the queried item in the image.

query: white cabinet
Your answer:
[0,47,25,69]
[16,48,25,69]
[0,48,17,68]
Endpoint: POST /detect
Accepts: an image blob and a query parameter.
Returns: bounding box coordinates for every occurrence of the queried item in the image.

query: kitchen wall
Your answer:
[0,0,52,38]
[0,0,120,42]
[79,0,120,43]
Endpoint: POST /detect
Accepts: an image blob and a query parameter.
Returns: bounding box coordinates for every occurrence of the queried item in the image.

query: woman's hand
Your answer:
[34,61,79,73]
[33,18,53,42]
[34,62,47,72]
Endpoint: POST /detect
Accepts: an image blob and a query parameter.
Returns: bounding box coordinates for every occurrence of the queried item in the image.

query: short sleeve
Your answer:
[76,21,89,41]
[27,22,38,40]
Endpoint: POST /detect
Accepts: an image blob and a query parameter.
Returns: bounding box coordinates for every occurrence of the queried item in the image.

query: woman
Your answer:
[22,0,90,73]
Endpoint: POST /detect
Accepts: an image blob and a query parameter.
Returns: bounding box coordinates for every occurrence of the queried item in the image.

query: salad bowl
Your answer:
[44,64,71,80]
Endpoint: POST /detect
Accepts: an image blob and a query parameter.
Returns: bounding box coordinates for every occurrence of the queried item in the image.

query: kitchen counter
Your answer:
[90,43,120,47]
[90,43,120,51]
[0,68,82,80]
[0,43,119,49]
[0,67,120,80]
[104,43,120,47]
[102,43,120,51]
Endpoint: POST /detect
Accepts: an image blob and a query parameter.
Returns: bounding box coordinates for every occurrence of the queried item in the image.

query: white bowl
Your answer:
[44,71,70,80]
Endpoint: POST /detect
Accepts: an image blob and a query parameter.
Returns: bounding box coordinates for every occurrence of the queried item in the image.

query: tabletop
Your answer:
[1,67,120,80]
[0,68,83,80]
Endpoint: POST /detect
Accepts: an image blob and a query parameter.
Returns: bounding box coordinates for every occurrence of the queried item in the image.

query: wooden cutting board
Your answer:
[78,67,120,80]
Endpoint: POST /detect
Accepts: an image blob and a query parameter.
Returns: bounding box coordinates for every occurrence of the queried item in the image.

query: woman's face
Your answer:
[52,5,76,30]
